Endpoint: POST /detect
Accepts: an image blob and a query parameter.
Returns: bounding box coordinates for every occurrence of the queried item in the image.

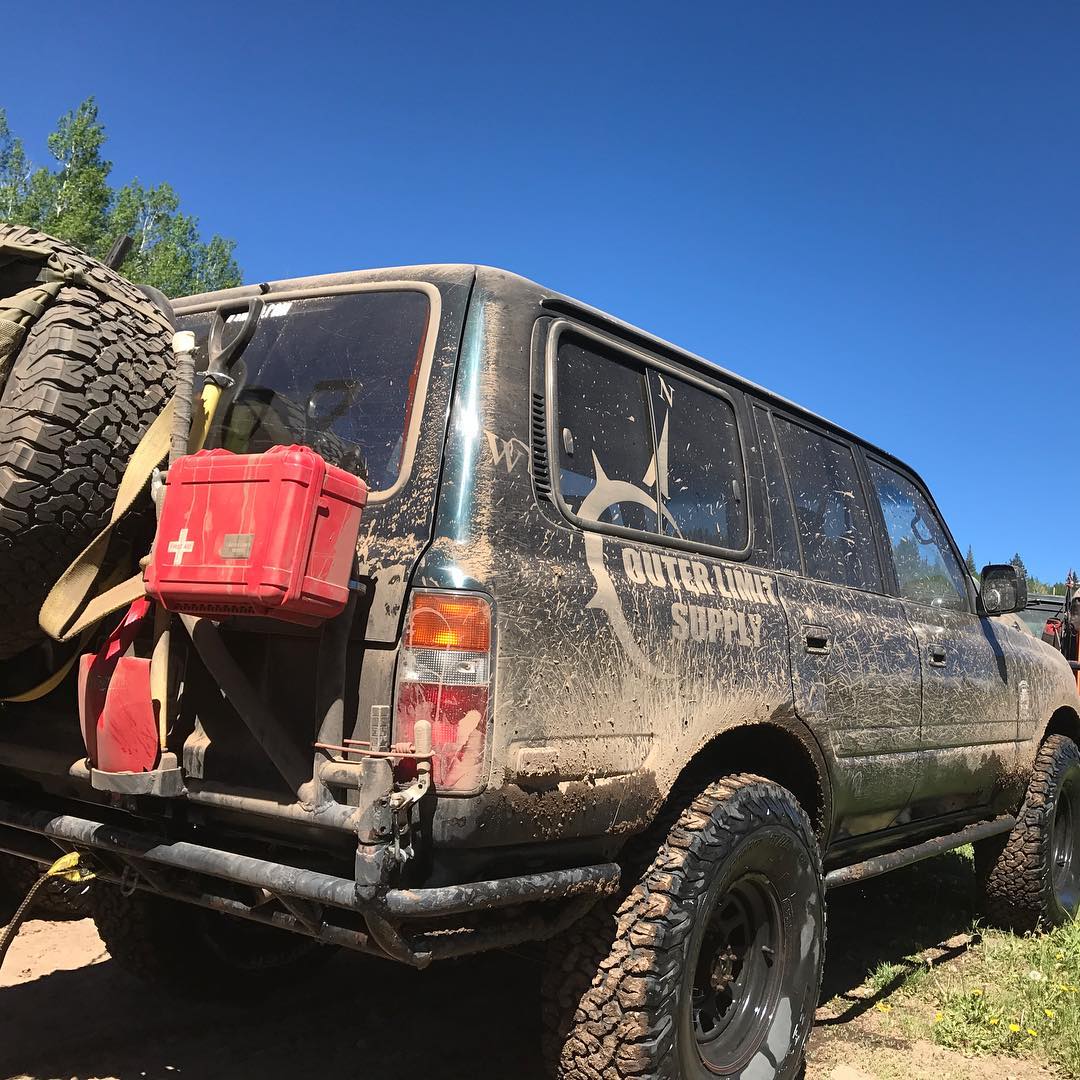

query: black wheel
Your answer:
[979,734,1080,931]
[92,884,334,995]
[543,774,825,1080]
[0,224,173,660]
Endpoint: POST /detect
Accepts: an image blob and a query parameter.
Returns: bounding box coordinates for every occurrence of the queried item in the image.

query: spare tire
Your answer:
[0,224,174,661]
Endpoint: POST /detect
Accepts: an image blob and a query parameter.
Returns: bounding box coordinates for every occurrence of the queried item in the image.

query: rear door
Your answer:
[761,410,923,840]
[864,457,1018,820]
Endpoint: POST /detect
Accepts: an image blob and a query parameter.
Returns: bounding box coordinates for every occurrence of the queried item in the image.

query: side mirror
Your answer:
[979,564,1028,616]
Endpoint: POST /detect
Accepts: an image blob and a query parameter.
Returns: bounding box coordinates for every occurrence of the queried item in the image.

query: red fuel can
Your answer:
[145,445,367,626]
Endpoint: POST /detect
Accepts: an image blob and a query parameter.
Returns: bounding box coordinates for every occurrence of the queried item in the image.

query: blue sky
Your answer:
[4,2,1077,582]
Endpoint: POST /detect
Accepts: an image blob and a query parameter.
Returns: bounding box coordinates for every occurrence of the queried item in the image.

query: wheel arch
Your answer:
[663,713,833,844]
[1044,704,1080,746]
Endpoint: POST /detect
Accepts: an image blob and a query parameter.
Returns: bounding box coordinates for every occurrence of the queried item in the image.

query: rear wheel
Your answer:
[979,734,1080,931]
[543,774,824,1079]
[92,884,334,995]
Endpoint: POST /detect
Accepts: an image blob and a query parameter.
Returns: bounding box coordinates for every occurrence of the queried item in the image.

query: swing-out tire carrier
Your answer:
[0,797,621,969]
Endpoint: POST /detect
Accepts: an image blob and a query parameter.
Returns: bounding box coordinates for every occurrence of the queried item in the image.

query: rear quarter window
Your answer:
[649,370,745,549]
[554,331,748,554]
[556,339,658,533]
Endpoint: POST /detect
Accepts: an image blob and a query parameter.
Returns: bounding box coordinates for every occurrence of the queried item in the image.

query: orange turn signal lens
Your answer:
[405,593,491,652]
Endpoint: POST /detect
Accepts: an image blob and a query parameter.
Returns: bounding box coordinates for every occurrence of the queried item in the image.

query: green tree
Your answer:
[0,98,240,296]
[1010,552,1028,581]
[965,545,977,576]
[28,99,112,253]
[0,109,31,221]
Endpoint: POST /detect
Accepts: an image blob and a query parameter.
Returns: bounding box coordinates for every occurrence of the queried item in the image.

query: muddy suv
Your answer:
[2,264,1079,1080]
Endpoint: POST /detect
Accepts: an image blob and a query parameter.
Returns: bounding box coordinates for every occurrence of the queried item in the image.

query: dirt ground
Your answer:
[0,867,1062,1080]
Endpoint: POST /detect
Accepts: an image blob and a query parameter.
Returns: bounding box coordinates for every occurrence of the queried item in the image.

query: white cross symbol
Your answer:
[167,528,195,566]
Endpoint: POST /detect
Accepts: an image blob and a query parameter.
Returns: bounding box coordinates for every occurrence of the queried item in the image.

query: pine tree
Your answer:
[965,545,977,576]
[1010,553,1028,582]
[0,99,240,296]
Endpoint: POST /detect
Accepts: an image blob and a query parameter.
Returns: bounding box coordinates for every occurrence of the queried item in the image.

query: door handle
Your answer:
[928,643,947,666]
[804,626,831,654]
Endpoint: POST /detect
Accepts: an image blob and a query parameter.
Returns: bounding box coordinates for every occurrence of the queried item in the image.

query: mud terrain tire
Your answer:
[979,734,1080,932]
[92,884,334,995]
[0,224,173,660]
[542,774,825,1080]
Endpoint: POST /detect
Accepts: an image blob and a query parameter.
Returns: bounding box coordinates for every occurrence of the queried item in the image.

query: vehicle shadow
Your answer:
[818,848,981,1024]
[1,851,982,1080]
[1,942,549,1080]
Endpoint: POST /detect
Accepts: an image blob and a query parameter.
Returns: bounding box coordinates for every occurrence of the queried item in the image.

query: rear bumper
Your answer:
[0,798,620,967]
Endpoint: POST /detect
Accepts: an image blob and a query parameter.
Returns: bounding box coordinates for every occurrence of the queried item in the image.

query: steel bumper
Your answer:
[0,798,621,966]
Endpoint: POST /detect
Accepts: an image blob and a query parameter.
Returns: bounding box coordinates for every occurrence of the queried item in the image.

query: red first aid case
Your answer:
[145,445,367,626]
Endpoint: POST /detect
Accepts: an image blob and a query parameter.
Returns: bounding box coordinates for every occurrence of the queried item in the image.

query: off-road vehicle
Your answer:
[2,232,1079,1080]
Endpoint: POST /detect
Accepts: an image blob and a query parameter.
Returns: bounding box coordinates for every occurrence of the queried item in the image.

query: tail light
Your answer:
[394,591,493,793]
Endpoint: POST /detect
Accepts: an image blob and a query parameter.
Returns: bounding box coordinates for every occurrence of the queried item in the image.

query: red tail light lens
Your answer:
[394,592,492,793]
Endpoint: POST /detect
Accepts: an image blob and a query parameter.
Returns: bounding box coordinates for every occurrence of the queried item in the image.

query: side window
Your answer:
[556,338,657,533]
[773,417,883,592]
[753,406,802,573]
[867,460,968,611]
[647,370,748,550]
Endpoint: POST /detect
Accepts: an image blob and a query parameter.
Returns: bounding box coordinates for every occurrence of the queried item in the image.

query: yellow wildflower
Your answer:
[971,988,983,996]
[1009,1023,1021,1033]
[1027,1028,1038,1037]
[875,1001,891,1013]
[988,1018,1000,1026]
[1044,1009,1055,1019]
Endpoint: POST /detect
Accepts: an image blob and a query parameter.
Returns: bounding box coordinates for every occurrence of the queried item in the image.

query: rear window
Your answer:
[177,289,431,493]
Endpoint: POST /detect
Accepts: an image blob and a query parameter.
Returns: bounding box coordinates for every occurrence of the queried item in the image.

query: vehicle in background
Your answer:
[1020,594,1067,639]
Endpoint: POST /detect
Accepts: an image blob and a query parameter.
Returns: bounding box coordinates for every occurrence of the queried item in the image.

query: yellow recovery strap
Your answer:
[0,851,96,972]
[2,383,223,703]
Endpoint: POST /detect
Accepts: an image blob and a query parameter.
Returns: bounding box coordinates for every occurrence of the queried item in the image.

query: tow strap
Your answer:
[0,852,95,973]
[0,382,221,703]
[38,397,180,644]
[39,385,221,642]
[0,238,172,375]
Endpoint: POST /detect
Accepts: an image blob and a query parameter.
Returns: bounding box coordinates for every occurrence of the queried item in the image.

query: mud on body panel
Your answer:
[418,276,794,847]
[779,573,922,839]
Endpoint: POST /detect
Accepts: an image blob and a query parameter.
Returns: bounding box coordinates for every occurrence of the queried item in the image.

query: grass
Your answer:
[929,917,1080,1074]
[821,846,1080,1076]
